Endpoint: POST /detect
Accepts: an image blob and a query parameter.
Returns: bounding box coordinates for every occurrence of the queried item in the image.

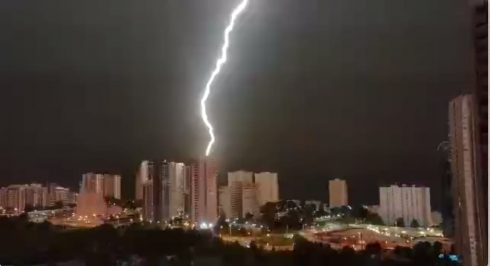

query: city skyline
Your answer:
[0,0,478,209]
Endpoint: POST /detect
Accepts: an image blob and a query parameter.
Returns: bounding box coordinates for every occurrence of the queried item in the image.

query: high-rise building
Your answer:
[0,187,7,208]
[140,160,190,222]
[81,173,121,199]
[25,184,48,208]
[228,171,253,218]
[190,159,218,224]
[103,174,121,199]
[6,185,27,213]
[254,172,279,207]
[242,183,259,217]
[467,1,487,265]
[378,185,432,226]
[135,161,150,201]
[218,186,231,217]
[449,94,487,266]
[167,162,185,218]
[183,165,192,216]
[142,179,155,222]
[328,178,348,208]
[81,173,104,194]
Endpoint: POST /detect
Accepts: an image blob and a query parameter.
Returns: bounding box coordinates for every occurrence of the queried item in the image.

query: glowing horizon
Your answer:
[200,0,249,156]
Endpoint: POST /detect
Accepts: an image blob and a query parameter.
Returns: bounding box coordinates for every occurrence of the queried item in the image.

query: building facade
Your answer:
[379,185,432,226]
[228,171,253,218]
[254,172,279,207]
[218,186,232,217]
[189,159,218,224]
[241,183,259,217]
[449,94,487,266]
[328,178,348,208]
[103,174,121,199]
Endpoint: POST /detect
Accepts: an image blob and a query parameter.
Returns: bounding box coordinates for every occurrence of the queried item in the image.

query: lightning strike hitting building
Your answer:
[200,0,249,156]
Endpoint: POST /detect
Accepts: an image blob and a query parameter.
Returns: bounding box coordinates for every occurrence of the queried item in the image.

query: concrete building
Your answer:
[449,94,487,266]
[103,174,121,199]
[218,186,231,217]
[6,185,26,213]
[167,162,185,218]
[76,191,107,217]
[81,173,121,200]
[135,161,150,201]
[81,173,104,194]
[242,184,259,217]
[0,187,7,208]
[183,165,192,216]
[191,159,218,223]
[54,186,71,205]
[142,180,155,222]
[379,185,432,226]
[254,172,279,206]
[25,184,48,208]
[328,178,348,208]
[228,171,253,218]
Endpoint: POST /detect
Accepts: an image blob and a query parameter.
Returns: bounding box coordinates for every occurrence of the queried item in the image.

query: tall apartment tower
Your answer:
[135,161,150,201]
[190,159,218,223]
[242,183,259,217]
[254,172,279,207]
[228,171,253,218]
[167,162,185,218]
[328,178,348,208]
[449,95,487,266]
[103,174,121,199]
[218,186,232,217]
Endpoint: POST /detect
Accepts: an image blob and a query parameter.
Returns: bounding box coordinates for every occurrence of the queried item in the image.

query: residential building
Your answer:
[328,178,348,207]
[242,183,259,217]
[254,172,279,206]
[103,174,121,199]
[167,162,185,218]
[228,171,253,218]
[135,160,150,201]
[218,186,231,217]
[379,185,432,226]
[449,94,487,266]
[190,159,218,223]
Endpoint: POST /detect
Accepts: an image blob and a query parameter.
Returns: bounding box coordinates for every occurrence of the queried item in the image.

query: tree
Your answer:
[260,202,278,229]
[244,212,254,221]
[365,212,385,225]
[410,219,420,228]
[396,217,405,227]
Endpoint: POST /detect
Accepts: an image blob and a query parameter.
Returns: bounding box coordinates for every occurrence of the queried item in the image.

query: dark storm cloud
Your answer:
[0,0,473,207]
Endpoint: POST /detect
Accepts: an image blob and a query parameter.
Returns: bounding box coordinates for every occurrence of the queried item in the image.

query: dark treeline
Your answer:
[0,215,458,266]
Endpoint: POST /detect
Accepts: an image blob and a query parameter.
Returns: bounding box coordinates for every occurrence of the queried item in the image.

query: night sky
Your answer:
[0,0,475,208]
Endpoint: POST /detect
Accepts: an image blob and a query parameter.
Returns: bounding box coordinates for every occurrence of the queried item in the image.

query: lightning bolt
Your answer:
[201,0,249,156]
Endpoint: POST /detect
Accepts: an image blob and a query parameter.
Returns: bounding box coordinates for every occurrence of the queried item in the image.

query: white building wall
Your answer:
[254,172,279,207]
[379,185,431,226]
